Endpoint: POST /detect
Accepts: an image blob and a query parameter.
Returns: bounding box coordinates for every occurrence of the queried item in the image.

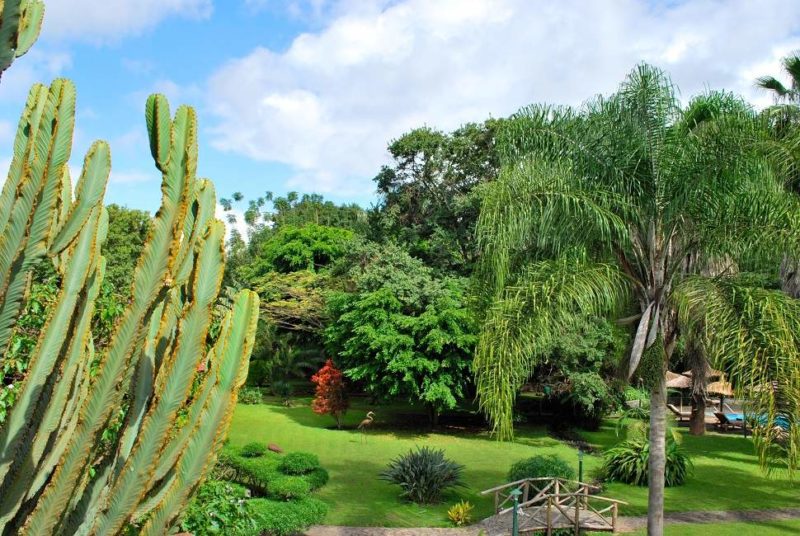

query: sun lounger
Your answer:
[667,404,690,422]
[714,412,745,432]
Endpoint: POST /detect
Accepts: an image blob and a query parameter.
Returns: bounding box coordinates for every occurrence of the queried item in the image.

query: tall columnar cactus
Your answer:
[0,0,44,78]
[0,79,259,535]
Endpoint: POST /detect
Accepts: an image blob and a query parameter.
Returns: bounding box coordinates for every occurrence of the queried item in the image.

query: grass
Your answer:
[582,419,800,516]
[228,400,799,527]
[629,520,800,535]
[227,397,595,527]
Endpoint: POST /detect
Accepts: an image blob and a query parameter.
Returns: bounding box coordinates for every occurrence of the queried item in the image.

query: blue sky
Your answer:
[1,0,800,219]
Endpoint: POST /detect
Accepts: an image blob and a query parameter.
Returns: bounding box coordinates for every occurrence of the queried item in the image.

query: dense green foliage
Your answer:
[209,443,329,535]
[380,446,465,504]
[604,437,691,487]
[372,121,502,274]
[326,243,476,422]
[180,480,255,535]
[103,204,151,295]
[279,452,321,475]
[248,224,355,277]
[241,442,269,458]
[507,455,576,482]
[247,497,328,536]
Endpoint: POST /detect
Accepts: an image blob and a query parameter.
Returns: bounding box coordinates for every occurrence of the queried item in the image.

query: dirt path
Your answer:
[306,507,800,535]
[305,527,480,536]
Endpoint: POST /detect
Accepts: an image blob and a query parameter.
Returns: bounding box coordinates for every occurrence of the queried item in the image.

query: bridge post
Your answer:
[546,497,552,536]
[510,488,522,536]
[612,502,618,533]
[574,493,580,535]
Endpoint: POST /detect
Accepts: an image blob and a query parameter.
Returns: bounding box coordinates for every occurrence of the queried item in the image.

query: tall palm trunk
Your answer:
[648,373,667,536]
[689,393,706,435]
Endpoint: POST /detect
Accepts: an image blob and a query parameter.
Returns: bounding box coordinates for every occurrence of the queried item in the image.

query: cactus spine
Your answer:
[0,80,259,535]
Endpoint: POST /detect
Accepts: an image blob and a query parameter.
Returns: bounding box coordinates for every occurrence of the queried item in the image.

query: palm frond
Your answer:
[673,276,800,474]
[475,157,631,298]
[474,258,631,439]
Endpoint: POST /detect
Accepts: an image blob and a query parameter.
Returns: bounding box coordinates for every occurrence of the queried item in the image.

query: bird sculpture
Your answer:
[357,411,375,443]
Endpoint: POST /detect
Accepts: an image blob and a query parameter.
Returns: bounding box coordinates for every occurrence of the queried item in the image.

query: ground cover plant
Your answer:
[185,442,329,535]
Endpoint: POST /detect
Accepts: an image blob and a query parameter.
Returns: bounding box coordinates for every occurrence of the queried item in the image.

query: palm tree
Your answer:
[473,64,800,536]
[757,52,800,296]
[757,52,800,103]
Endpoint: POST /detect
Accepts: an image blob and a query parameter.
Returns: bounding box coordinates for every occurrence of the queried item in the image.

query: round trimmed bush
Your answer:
[279,452,320,475]
[240,442,268,458]
[304,467,330,490]
[507,455,575,483]
[268,475,311,500]
[603,437,691,487]
[247,497,328,536]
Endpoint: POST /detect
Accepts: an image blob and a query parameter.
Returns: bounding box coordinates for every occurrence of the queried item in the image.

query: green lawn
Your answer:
[629,520,800,535]
[228,400,799,527]
[228,398,597,527]
[581,420,799,516]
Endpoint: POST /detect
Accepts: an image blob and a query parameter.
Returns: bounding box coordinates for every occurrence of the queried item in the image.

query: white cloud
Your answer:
[41,0,212,42]
[207,0,800,195]
[0,49,72,101]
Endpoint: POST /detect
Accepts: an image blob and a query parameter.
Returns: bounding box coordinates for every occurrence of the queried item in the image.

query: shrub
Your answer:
[180,480,255,535]
[279,452,321,475]
[603,437,691,487]
[241,442,268,458]
[380,446,465,504]
[220,451,282,494]
[311,359,349,428]
[507,455,575,483]
[246,497,328,536]
[238,387,264,405]
[304,467,330,490]
[447,500,474,526]
[268,475,311,501]
[271,380,294,406]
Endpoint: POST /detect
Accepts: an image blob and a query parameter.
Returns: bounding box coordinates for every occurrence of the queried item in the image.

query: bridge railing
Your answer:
[480,477,600,514]
[480,477,628,533]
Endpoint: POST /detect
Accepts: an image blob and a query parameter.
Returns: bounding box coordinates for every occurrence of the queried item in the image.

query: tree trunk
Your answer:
[780,255,800,298]
[427,405,440,428]
[647,373,667,536]
[689,393,705,436]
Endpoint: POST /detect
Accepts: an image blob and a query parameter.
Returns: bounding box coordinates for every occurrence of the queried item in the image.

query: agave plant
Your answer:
[0,10,260,532]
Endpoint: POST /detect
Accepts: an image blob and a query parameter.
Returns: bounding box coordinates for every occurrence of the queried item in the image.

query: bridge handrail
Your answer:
[479,476,600,495]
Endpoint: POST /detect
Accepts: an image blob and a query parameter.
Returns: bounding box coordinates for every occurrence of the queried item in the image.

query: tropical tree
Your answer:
[756,52,800,103]
[757,51,800,296]
[326,242,476,425]
[473,64,800,535]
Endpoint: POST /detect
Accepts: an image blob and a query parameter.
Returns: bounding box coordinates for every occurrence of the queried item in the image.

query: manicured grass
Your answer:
[228,401,799,527]
[582,420,800,516]
[228,398,596,527]
[629,520,800,535]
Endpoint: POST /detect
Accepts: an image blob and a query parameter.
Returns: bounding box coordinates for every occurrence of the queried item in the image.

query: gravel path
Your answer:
[306,507,800,535]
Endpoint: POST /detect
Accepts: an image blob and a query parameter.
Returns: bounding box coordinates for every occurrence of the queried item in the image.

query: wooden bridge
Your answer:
[480,477,627,534]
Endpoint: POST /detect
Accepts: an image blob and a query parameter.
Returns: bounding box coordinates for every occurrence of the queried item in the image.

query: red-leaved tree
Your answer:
[311,359,349,429]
